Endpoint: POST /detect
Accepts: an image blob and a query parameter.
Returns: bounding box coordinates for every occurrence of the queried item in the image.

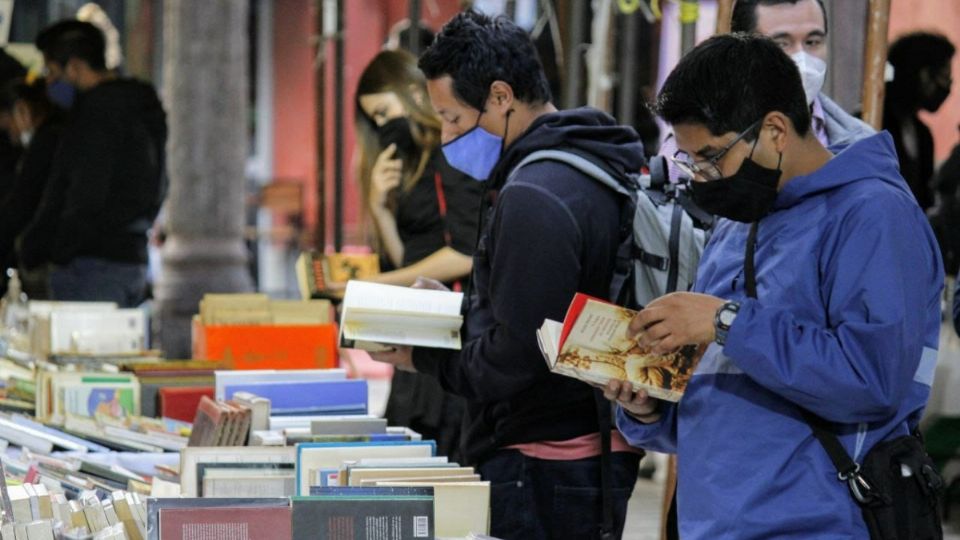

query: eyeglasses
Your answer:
[670,119,762,181]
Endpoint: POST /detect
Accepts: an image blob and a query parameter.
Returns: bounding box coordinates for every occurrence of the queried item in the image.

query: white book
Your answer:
[49,309,146,355]
[31,485,51,520]
[249,430,285,446]
[375,481,491,538]
[231,392,271,432]
[0,420,54,454]
[23,521,52,540]
[339,281,464,351]
[21,484,37,521]
[7,485,31,523]
[269,414,379,431]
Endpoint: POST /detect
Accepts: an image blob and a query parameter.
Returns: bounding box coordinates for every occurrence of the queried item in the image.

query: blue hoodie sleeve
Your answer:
[616,402,678,454]
[722,193,942,424]
[414,176,587,403]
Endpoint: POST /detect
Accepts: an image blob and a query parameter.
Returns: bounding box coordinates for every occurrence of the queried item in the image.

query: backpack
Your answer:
[507,149,713,308]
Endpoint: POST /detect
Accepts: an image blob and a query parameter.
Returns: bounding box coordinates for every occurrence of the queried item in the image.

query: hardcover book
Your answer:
[292,487,433,540]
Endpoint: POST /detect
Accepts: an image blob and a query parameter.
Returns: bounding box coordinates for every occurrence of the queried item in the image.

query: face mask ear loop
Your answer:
[747,124,762,159]
[500,109,513,157]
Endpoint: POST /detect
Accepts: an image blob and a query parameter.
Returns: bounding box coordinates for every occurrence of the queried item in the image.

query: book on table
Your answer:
[538,293,707,402]
[293,487,433,540]
[339,281,464,352]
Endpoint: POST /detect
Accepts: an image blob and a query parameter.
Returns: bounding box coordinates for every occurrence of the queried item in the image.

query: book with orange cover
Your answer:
[537,293,706,402]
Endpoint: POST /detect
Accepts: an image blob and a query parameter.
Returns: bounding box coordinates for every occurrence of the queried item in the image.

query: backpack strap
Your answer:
[507,149,638,307]
[507,149,635,198]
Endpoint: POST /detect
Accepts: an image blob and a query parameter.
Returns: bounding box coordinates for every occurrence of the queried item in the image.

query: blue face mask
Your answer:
[48,80,77,110]
[441,112,507,181]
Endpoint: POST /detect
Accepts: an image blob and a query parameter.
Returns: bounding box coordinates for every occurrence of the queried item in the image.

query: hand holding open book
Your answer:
[339,281,464,352]
[538,293,706,402]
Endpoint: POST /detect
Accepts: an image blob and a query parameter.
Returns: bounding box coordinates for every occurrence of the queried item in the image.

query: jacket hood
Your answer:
[488,107,645,191]
[774,131,907,210]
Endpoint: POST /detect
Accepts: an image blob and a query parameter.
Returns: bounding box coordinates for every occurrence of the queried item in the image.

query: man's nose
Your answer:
[440,124,461,145]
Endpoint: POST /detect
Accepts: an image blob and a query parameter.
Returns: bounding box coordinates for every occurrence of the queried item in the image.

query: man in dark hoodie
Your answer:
[19,20,167,307]
[370,10,645,539]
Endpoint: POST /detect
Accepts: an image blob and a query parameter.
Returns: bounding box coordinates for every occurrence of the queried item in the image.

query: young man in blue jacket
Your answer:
[371,10,645,539]
[608,34,943,538]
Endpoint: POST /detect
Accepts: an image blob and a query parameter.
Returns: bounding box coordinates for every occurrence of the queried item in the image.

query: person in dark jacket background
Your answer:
[370,11,644,539]
[0,78,64,298]
[20,20,167,307]
[883,31,954,212]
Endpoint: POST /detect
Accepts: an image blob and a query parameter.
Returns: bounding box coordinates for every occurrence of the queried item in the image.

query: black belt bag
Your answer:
[742,222,945,540]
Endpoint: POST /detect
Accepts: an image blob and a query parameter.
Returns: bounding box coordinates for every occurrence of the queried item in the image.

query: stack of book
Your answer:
[186,396,252,447]
[0,485,146,540]
[192,295,338,370]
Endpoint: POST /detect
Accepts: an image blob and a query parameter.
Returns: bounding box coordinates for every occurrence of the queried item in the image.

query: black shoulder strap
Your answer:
[594,390,616,540]
[742,222,862,485]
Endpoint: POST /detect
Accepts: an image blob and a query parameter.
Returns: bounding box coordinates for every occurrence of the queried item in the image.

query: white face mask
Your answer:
[18,130,32,147]
[791,51,827,106]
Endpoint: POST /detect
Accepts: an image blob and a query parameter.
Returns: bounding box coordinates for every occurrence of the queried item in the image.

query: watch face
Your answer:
[719,308,737,326]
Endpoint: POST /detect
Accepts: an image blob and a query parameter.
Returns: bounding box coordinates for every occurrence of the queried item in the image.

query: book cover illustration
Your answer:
[539,294,706,402]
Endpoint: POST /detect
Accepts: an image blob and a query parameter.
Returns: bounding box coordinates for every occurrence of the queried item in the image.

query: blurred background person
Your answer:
[0,51,26,206]
[0,77,64,299]
[19,20,166,307]
[353,49,482,461]
[884,31,955,211]
[731,0,875,148]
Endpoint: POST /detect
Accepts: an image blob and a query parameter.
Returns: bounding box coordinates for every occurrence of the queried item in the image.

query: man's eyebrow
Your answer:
[806,30,826,38]
[768,32,792,41]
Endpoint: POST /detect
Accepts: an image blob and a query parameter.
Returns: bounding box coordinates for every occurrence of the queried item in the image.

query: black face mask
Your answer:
[376,117,419,164]
[920,82,951,113]
[689,141,782,223]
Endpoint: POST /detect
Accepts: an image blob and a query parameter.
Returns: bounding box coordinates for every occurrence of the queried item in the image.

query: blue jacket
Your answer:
[618,132,943,539]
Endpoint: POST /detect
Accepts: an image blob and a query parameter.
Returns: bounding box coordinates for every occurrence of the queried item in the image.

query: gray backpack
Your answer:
[508,150,712,307]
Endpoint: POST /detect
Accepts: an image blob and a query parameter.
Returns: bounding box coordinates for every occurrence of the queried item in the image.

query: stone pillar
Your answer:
[156,0,254,358]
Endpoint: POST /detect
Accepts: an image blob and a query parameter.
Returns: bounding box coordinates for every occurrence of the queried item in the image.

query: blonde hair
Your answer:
[355,50,441,216]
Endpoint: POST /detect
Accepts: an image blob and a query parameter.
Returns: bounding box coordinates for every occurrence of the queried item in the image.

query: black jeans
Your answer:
[478,449,641,540]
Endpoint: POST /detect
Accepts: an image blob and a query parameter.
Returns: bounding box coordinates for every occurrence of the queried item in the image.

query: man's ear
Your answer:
[486,81,515,114]
[762,112,791,153]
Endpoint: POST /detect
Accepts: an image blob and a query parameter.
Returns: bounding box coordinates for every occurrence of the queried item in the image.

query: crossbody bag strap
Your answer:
[742,221,874,504]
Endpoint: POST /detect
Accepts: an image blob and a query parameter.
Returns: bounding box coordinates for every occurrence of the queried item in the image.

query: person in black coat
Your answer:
[0,78,64,298]
[883,32,955,212]
[19,20,166,307]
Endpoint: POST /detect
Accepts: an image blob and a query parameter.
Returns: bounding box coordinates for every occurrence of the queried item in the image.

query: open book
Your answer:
[537,293,705,402]
[339,281,464,352]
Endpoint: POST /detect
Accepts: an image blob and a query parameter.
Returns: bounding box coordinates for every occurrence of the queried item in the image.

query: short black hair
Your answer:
[888,31,955,86]
[655,33,810,138]
[731,0,828,36]
[36,20,106,71]
[418,10,551,110]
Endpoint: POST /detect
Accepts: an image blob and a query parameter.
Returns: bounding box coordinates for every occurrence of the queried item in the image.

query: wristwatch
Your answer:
[714,301,740,346]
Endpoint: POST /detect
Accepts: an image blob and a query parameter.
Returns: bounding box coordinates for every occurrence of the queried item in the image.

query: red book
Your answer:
[159,506,291,540]
[160,386,215,424]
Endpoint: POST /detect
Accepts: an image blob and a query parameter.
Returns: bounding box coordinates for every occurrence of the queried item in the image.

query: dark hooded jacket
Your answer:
[20,78,167,268]
[413,108,644,464]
